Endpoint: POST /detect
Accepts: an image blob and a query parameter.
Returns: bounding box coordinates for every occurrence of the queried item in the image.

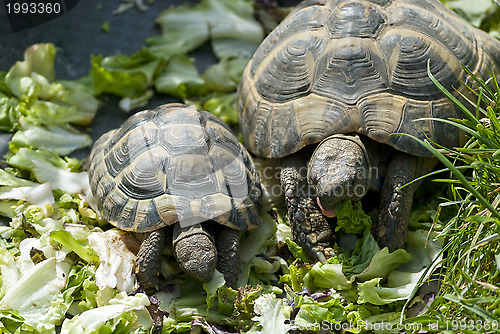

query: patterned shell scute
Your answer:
[88,104,261,233]
[238,0,500,158]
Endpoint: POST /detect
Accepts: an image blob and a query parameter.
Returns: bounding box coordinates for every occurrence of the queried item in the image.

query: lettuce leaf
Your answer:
[25,91,98,126]
[0,310,28,333]
[89,48,162,104]
[0,183,54,206]
[203,56,249,93]
[304,262,353,291]
[238,211,279,286]
[154,55,207,98]
[60,292,153,333]
[353,248,412,282]
[148,0,263,60]
[247,294,291,334]
[0,257,69,333]
[334,200,372,234]
[357,277,415,305]
[188,91,239,126]
[89,54,151,98]
[444,0,496,27]
[118,89,154,112]
[204,270,226,309]
[5,44,56,97]
[6,148,90,196]
[87,230,137,292]
[10,118,92,155]
[50,230,99,263]
[292,291,347,331]
[0,97,22,132]
[3,43,99,129]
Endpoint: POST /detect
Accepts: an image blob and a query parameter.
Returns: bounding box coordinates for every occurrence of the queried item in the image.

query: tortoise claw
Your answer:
[315,251,328,265]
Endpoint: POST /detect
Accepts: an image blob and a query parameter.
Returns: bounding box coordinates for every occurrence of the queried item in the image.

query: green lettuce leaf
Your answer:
[100,48,161,82]
[0,310,28,333]
[203,56,249,92]
[25,89,99,126]
[292,293,347,331]
[50,230,99,263]
[357,277,414,305]
[60,292,153,333]
[0,97,22,132]
[6,148,90,195]
[148,0,264,60]
[118,89,154,112]
[5,44,56,98]
[304,262,353,290]
[0,257,70,333]
[280,261,312,292]
[238,212,278,286]
[204,270,226,309]
[188,91,239,126]
[334,200,372,234]
[444,0,496,27]
[154,55,207,98]
[354,248,412,282]
[285,238,311,263]
[3,43,99,128]
[0,168,37,187]
[89,53,154,98]
[10,118,92,155]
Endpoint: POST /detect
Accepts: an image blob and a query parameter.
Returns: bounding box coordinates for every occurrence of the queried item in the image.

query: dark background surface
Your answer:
[0,0,198,79]
[0,0,218,159]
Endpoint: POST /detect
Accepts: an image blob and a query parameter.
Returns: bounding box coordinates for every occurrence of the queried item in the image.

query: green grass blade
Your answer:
[415,117,497,148]
[486,106,500,134]
[476,86,485,120]
[459,87,488,117]
[428,60,479,125]
[462,64,496,101]
[443,294,498,322]
[391,133,500,220]
[397,166,470,189]
[470,233,500,250]
[491,67,500,105]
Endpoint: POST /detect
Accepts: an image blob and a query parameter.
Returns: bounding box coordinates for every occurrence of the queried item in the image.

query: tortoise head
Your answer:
[307,134,370,216]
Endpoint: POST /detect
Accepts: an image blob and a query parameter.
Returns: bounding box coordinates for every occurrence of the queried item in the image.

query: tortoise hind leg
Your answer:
[173,223,217,283]
[215,225,240,288]
[373,152,434,251]
[137,228,166,289]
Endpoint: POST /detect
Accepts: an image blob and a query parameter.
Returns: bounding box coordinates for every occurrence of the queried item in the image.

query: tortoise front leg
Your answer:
[136,228,166,289]
[373,152,433,251]
[281,154,333,263]
[215,226,240,288]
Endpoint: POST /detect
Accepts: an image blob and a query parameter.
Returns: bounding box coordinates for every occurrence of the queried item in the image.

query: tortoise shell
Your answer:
[238,0,500,158]
[88,104,262,232]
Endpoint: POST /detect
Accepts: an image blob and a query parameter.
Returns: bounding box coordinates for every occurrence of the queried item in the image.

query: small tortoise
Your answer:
[88,104,262,287]
[238,0,500,260]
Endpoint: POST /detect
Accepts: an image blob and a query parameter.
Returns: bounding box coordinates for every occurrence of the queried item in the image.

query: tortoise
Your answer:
[237,0,500,260]
[88,103,262,288]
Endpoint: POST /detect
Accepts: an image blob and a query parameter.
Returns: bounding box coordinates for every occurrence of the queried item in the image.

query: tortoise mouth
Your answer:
[317,197,336,218]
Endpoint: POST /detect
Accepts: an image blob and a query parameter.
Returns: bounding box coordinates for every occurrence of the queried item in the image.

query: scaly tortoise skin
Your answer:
[238,0,500,259]
[88,103,262,287]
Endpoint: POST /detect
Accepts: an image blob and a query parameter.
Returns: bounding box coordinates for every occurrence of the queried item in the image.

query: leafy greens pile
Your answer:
[4,0,493,333]
[84,0,265,125]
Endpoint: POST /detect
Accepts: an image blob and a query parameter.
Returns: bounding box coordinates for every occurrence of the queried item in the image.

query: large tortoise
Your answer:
[88,104,262,287]
[238,0,500,260]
